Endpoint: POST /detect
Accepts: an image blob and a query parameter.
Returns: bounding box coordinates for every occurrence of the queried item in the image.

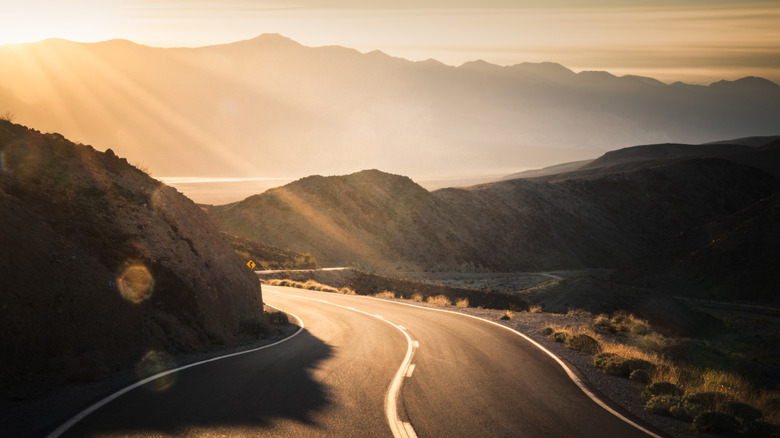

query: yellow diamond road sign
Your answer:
[247,260,256,269]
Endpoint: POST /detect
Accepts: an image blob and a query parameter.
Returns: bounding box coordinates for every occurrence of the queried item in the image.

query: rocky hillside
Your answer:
[209,141,780,305]
[0,120,263,398]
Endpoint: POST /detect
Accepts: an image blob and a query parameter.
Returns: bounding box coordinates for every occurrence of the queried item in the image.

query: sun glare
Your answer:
[0,1,122,46]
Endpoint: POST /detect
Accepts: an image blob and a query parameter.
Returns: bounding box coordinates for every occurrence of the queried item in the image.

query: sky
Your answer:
[1,0,779,84]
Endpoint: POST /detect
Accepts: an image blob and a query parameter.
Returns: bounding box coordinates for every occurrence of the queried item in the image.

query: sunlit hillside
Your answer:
[208,138,780,307]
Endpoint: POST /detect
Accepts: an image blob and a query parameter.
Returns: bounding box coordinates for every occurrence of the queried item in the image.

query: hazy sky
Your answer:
[1,0,779,84]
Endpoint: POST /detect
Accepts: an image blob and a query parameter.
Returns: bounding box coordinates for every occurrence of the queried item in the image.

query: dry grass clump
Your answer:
[267,279,348,294]
[426,294,451,306]
[456,297,470,308]
[529,305,543,313]
[374,290,396,299]
[411,293,424,302]
[566,308,593,318]
[541,310,780,432]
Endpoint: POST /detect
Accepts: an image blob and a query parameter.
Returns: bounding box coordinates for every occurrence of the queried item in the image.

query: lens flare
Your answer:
[117,264,154,303]
[136,350,177,392]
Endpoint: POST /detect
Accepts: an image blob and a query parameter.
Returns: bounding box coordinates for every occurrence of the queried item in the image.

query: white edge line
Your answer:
[47,304,305,438]
[265,287,417,438]
[275,287,663,438]
[355,296,664,438]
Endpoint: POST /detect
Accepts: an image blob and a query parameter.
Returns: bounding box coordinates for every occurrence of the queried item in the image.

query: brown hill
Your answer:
[209,147,779,308]
[0,120,263,400]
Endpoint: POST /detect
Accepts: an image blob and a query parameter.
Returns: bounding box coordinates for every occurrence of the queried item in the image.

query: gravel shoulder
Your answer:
[382,297,707,438]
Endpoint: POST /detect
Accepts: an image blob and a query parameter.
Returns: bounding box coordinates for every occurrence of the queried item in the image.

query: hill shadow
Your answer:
[59,329,333,436]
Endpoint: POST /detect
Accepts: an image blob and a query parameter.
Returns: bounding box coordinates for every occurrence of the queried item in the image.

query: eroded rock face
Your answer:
[0,120,262,394]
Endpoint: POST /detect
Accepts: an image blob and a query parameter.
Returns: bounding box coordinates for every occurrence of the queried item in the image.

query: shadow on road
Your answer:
[60,329,333,436]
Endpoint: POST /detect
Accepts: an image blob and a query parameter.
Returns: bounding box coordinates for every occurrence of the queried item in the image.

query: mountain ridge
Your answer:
[208,137,780,307]
[1,34,778,179]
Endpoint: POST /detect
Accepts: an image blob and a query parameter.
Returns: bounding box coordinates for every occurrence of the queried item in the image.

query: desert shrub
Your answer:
[540,327,554,336]
[626,358,655,373]
[240,317,270,337]
[550,331,567,343]
[594,353,654,378]
[684,391,731,411]
[411,293,424,302]
[594,314,619,334]
[631,323,650,335]
[594,353,627,376]
[744,420,780,438]
[567,308,593,318]
[630,369,651,384]
[339,287,356,295]
[725,401,763,422]
[529,305,543,314]
[645,395,682,416]
[375,290,396,299]
[595,314,610,325]
[427,295,451,306]
[611,312,629,325]
[456,298,469,308]
[669,405,693,421]
[638,333,669,354]
[643,382,684,399]
[265,311,289,325]
[692,411,741,434]
[566,334,601,355]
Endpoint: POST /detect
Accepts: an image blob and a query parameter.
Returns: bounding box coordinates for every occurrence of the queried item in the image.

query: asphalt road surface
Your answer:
[51,286,665,437]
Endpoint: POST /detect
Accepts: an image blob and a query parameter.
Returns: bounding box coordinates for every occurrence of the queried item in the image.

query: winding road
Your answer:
[50,285,666,437]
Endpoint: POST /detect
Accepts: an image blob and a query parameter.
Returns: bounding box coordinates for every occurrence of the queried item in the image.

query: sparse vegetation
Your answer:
[427,294,452,306]
[529,305,543,314]
[566,334,601,354]
[539,309,780,432]
[500,310,514,320]
[692,411,741,434]
[375,290,396,299]
[411,293,424,302]
[456,297,470,308]
[567,308,593,318]
[0,111,15,122]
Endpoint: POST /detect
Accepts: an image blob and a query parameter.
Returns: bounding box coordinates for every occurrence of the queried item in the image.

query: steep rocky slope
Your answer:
[0,120,263,399]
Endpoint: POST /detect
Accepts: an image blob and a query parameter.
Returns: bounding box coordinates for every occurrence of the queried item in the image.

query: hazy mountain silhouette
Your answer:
[209,138,780,306]
[1,34,779,179]
[0,120,263,402]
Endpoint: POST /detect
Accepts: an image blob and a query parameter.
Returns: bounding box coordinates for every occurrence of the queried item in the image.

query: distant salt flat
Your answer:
[160,177,295,205]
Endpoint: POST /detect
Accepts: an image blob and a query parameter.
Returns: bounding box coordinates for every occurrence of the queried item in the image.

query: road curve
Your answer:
[50,285,665,437]
[53,288,408,437]
[266,287,665,438]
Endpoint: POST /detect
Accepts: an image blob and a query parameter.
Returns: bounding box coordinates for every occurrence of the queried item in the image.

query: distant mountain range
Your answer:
[208,135,780,306]
[1,34,779,179]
